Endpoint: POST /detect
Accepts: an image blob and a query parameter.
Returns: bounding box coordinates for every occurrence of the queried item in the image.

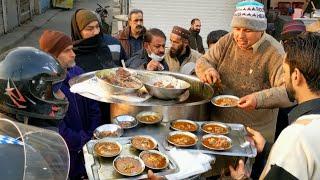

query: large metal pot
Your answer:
[110,71,214,122]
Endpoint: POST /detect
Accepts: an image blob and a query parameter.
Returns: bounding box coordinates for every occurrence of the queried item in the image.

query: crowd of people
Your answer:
[0,0,320,179]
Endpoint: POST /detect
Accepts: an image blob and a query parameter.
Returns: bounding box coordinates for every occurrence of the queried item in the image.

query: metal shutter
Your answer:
[129,0,240,49]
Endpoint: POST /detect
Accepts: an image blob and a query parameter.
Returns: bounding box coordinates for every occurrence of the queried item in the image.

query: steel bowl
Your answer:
[166,131,198,147]
[113,155,145,176]
[94,140,122,157]
[170,119,199,132]
[113,115,138,129]
[143,75,190,100]
[201,134,232,151]
[131,135,158,150]
[93,124,123,139]
[211,95,240,107]
[139,150,169,170]
[201,121,231,135]
[136,111,163,124]
[95,68,143,95]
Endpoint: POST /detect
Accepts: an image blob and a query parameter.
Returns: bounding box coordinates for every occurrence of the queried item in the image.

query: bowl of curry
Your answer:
[136,111,163,124]
[94,141,122,157]
[170,119,198,132]
[166,131,198,147]
[201,134,232,151]
[211,95,239,107]
[131,135,158,151]
[201,122,230,135]
[139,150,169,170]
[113,155,145,176]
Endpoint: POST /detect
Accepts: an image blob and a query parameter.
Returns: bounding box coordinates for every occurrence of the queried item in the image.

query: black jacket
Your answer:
[126,49,169,70]
[188,29,205,54]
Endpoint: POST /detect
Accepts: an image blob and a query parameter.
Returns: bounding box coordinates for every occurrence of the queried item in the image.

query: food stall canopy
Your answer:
[0,114,70,180]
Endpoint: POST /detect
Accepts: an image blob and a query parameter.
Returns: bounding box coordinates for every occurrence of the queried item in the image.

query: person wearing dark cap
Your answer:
[206,30,228,48]
[71,9,127,73]
[115,9,146,58]
[280,20,306,42]
[164,26,201,75]
[39,30,101,180]
[188,18,205,54]
[275,20,306,141]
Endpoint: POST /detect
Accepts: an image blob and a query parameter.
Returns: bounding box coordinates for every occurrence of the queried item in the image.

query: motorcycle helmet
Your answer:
[0,47,69,119]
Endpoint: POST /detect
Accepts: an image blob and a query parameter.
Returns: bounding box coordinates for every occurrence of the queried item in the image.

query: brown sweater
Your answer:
[196,32,290,141]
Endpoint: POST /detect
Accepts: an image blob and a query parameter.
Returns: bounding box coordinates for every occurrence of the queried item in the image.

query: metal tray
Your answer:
[83,136,179,180]
[163,122,257,158]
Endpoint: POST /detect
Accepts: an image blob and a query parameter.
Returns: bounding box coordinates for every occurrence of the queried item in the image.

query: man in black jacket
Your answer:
[126,28,168,71]
[188,18,205,54]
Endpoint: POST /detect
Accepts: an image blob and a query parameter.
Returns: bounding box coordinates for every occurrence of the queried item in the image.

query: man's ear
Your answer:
[143,42,148,49]
[293,68,305,86]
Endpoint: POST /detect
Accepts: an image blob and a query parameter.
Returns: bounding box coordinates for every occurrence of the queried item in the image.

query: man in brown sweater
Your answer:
[196,0,291,141]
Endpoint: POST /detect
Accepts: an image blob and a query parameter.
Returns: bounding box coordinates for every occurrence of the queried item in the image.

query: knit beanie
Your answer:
[39,30,73,58]
[231,0,267,31]
[281,20,306,40]
[75,9,99,31]
[172,26,191,40]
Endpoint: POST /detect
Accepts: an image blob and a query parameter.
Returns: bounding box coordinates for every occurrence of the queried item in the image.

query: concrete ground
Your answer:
[0,0,121,57]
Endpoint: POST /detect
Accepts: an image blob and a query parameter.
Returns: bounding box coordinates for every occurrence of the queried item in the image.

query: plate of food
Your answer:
[93,124,123,139]
[113,155,145,176]
[170,119,198,132]
[201,134,232,151]
[113,115,138,129]
[166,131,198,147]
[139,150,169,170]
[211,95,239,107]
[94,141,122,157]
[131,135,158,151]
[201,122,231,135]
[95,68,143,94]
[136,111,163,124]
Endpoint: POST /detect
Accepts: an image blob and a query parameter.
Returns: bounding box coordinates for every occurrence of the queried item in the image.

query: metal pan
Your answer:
[170,119,198,132]
[201,134,232,151]
[94,140,122,157]
[211,95,240,107]
[136,111,163,124]
[166,131,198,147]
[143,75,190,100]
[131,135,158,151]
[95,68,143,95]
[93,124,123,139]
[139,150,169,170]
[113,155,145,176]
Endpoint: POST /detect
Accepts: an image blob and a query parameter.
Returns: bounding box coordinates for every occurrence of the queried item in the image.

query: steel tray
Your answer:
[163,122,257,158]
[83,136,179,180]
